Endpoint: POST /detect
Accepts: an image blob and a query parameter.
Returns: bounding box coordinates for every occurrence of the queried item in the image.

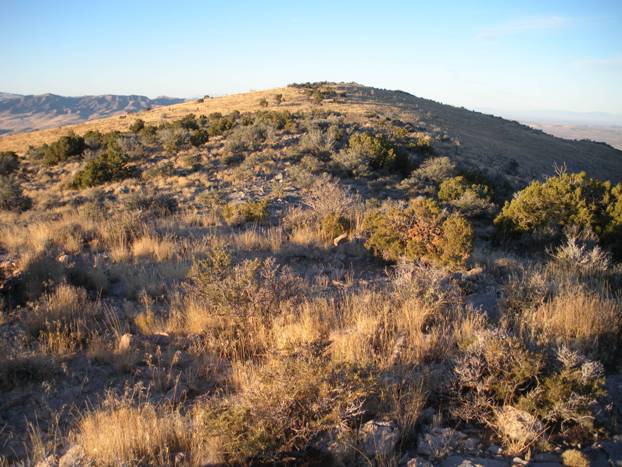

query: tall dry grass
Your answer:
[75,392,191,466]
[520,289,621,363]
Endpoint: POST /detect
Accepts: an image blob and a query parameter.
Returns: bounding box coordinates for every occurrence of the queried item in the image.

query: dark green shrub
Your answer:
[335,132,406,176]
[43,134,85,165]
[83,130,105,150]
[207,113,237,137]
[71,143,131,188]
[319,213,351,242]
[177,114,199,130]
[129,119,145,133]
[363,198,473,267]
[222,199,269,226]
[189,129,209,147]
[0,175,32,211]
[438,176,494,216]
[494,172,622,252]
[258,98,269,108]
[274,94,283,105]
[0,151,19,175]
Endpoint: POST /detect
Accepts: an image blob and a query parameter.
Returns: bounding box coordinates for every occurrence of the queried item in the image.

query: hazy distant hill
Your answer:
[0,93,185,135]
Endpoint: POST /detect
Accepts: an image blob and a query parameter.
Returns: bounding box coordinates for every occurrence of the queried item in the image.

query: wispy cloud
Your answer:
[477,16,572,40]
[574,55,622,67]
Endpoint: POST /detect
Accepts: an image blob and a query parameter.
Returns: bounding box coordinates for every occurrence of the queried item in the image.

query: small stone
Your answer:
[419,407,435,425]
[360,420,400,458]
[407,457,434,467]
[464,437,480,452]
[418,428,465,458]
[494,406,543,448]
[488,444,502,455]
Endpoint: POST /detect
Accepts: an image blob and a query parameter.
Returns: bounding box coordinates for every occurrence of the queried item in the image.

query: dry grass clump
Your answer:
[192,356,361,463]
[93,210,143,261]
[550,233,612,276]
[519,290,621,364]
[75,391,190,466]
[131,234,177,261]
[192,353,426,464]
[330,262,481,368]
[0,215,92,257]
[23,283,104,354]
[221,198,269,226]
[302,175,362,243]
[561,448,590,467]
[170,249,302,360]
[229,226,285,252]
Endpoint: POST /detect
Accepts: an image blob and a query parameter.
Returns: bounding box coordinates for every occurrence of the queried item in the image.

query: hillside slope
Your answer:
[1,82,622,465]
[1,83,621,182]
[0,93,184,135]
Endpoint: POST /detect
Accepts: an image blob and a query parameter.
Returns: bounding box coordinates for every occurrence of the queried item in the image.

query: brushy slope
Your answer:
[2,82,621,182]
[0,82,621,466]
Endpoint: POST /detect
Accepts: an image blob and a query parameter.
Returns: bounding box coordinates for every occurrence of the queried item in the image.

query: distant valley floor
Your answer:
[525,121,622,150]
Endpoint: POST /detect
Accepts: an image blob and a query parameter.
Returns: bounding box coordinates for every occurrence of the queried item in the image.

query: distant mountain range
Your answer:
[0,93,185,135]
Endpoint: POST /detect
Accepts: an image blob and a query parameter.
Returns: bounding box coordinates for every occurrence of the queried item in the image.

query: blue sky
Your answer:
[1,0,621,114]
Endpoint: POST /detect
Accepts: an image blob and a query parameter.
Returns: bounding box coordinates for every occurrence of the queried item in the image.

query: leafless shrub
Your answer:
[303,174,361,219]
[550,232,611,275]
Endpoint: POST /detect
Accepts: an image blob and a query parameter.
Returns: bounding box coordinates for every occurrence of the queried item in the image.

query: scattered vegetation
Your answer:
[42,134,85,165]
[0,151,19,175]
[0,175,31,211]
[495,170,622,253]
[71,140,132,188]
[1,83,621,466]
[363,198,473,267]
